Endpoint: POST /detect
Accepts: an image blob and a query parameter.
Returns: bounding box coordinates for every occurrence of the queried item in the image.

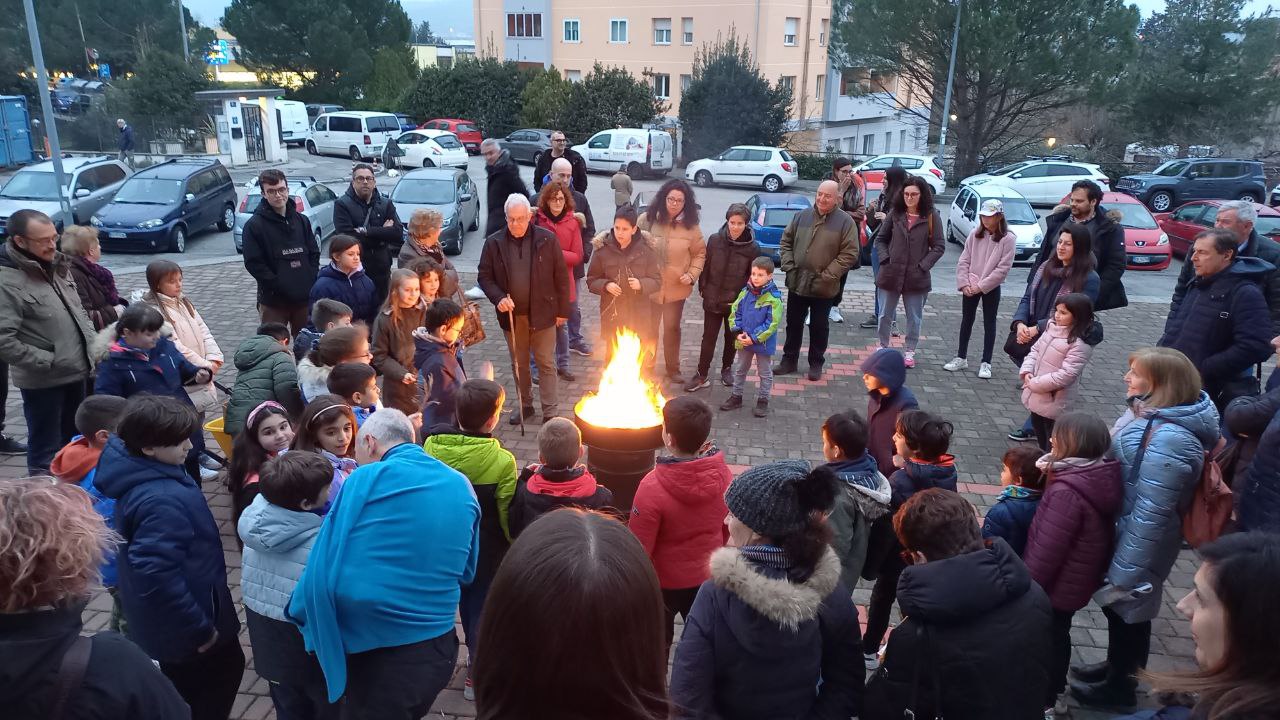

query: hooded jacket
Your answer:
[484,150,531,235]
[980,486,1042,557]
[1023,457,1124,611]
[780,205,860,299]
[586,229,663,335]
[533,146,588,193]
[955,227,1016,294]
[1224,374,1280,531]
[873,209,946,294]
[638,214,707,304]
[133,290,222,413]
[628,449,733,589]
[730,279,784,355]
[1035,205,1128,311]
[861,348,920,477]
[0,241,96,389]
[94,436,239,662]
[889,455,959,509]
[826,454,892,591]
[333,185,402,297]
[224,333,302,436]
[93,332,202,404]
[700,224,761,314]
[1020,320,1095,419]
[670,547,863,720]
[309,262,378,326]
[0,603,190,720]
[1171,229,1280,335]
[1107,392,1220,623]
[241,199,321,308]
[508,463,617,538]
[68,255,122,331]
[412,328,466,429]
[238,493,323,621]
[424,427,518,568]
[371,300,427,414]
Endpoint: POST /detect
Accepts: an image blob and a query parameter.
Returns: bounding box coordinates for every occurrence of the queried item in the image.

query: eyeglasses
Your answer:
[353,176,376,184]
[552,137,567,143]
[838,168,853,175]
[263,186,289,196]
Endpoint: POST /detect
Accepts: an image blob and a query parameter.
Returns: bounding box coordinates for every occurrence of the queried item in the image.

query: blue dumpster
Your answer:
[0,96,35,168]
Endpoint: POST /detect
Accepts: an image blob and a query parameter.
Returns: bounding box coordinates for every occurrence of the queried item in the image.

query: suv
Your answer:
[91,159,236,253]
[1115,158,1267,212]
[0,156,130,236]
[421,119,484,154]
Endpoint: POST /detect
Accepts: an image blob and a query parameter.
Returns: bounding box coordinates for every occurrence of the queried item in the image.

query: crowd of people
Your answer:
[1,138,1279,720]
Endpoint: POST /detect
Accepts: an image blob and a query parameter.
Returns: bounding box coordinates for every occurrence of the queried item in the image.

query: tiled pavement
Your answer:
[0,260,1225,719]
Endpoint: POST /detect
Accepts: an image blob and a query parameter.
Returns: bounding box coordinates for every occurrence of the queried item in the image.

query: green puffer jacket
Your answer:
[424,430,518,540]
[224,334,303,436]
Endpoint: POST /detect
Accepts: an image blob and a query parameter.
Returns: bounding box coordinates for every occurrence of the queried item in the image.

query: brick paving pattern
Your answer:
[0,260,1209,719]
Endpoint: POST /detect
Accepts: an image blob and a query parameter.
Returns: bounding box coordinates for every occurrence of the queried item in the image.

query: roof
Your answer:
[969,184,1028,201]
[728,145,783,151]
[133,158,222,179]
[193,88,286,99]
[752,192,811,206]
[427,118,477,124]
[400,167,467,180]
[1173,199,1280,216]
[22,155,116,172]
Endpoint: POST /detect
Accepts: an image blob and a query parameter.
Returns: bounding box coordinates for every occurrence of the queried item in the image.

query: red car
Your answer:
[1153,200,1280,257]
[1057,191,1171,270]
[419,118,483,154]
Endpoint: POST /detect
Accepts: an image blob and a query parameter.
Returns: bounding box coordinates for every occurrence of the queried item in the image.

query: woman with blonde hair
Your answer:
[61,225,127,331]
[0,477,189,718]
[399,208,460,300]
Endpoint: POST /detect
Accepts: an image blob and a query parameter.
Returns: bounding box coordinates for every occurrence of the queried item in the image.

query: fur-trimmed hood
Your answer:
[296,357,333,403]
[590,227,656,251]
[89,321,176,363]
[708,546,841,630]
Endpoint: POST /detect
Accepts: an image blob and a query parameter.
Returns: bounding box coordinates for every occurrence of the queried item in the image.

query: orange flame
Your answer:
[574,330,666,429]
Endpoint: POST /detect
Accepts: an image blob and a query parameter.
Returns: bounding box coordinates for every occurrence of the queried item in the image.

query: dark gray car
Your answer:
[500,129,552,166]
[1115,158,1268,213]
[389,167,480,255]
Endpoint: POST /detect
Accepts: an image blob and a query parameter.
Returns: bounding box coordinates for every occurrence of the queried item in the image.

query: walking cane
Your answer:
[501,300,526,437]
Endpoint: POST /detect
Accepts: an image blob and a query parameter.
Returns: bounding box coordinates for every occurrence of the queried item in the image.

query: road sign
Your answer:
[205,40,230,66]
[98,63,110,79]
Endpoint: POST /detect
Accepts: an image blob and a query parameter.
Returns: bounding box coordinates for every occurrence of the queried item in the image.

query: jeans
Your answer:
[661,586,700,654]
[566,277,587,348]
[782,292,836,369]
[341,631,459,720]
[1031,412,1055,451]
[1048,609,1076,705]
[650,299,687,373]
[876,289,926,351]
[863,555,905,651]
[269,681,339,720]
[732,350,774,400]
[160,637,246,720]
[957,287,1002,363]
[697,311,736,377]
[459,566,495,675]
[871,244,881,316]
[502,315,557,414]
[21,380,87,473]
[260,302,311,341]
[1102,606,1151,680]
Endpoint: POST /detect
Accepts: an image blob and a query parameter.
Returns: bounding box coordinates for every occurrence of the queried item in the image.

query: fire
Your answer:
[575,330,666,429]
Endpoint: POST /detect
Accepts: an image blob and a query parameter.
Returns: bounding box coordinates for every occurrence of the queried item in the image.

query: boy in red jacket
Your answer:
[628,396,733,651]
[508,417,615,539]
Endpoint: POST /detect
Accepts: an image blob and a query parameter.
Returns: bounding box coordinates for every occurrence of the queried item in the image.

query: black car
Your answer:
[91,158,237,253]
[1114,158,1268,213]
[499,129,552,166]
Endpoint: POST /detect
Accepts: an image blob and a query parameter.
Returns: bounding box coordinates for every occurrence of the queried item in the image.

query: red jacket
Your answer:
[535,209,583,302]
[628,450,732,589]
[1023,458,1124,611]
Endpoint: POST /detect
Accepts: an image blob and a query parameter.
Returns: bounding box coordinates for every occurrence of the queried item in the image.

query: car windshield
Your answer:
[113,178,183,205]
[761,208,802,228]
[992,162,1030,176]
[391,179,455,205]
[994,198,1038,225]
[367,115,400,132]
[1110,203,1158,229]
[1256,217,1280,237]
[1153,161,1189,177]
[0,171,63,200]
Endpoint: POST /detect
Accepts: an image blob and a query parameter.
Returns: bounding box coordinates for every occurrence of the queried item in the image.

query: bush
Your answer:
[792,152,839,181]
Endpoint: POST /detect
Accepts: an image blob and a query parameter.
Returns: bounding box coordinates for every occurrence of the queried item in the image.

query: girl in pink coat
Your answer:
[945,198,1015,378]
[1020,293,1096,450]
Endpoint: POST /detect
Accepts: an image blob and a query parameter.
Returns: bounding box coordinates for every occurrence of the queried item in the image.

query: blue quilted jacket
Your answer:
[238,494,323,621]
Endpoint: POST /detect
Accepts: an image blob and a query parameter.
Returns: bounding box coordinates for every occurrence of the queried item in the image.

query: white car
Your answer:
[947,184,1044,266]
[961,160,1110,206]
[394,129,468,169]
[685,146,800,192]
[1269,182,1279,207]
[852,154,946,195]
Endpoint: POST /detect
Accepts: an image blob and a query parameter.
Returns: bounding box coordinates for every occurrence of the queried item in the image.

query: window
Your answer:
[719,148,748,161]
[313,117,327,131]
[566,69,582,82]
[507,13,543,38]
[962,189,978,217]
[885,132,892,154]
[588,133,612,149]
[819,18,828,45]
[862,135,874,155]
[563,19,580,42]
[899,129,907,152]
[653,73,671,98]
[745,149,772,162]
[610,19,628,43]
[1213,162,1244,178]
[1173,204,1204,222]
[1047,164,1083,176]
[653,18,671,45]
[94,164,126,188]
[304,185,327,207]
[815,74,824,100]
[780,76,795,94]
[680,74,692,92]
[682,17,694,44]
[398,133,422,145]
[784,17,798,45]
[1013,164,1050,178]
[330,116,360,132]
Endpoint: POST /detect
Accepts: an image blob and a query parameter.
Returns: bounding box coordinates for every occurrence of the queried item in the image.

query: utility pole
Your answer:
[23,0,73,221]
[73,1,90,74]
[177,0,190,59]
[936,0,962,174]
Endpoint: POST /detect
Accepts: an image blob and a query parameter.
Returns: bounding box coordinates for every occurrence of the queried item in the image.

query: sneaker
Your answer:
[891,321,902,337]
[684,374,711,392]
[464,676,475,702]
[720,368,734,387]
[0,433,27,455]
[753,398,769,417]
[570,343,592,357]
[464,285,486,300]
[978,362,992,379]
[829,306,844,323]
[903,351,916,368]
[864,652,880,670]
[667,369,685,384]
[199,465,220,482]
[508,407,536,425]
[1054,695,1069,716]
[557,368,576,382]
[531,373,540,386]
[1008,427,1036,442]
[719,395,743,411]
[199,454,222,470]
[859,314,878,329]
[942,357,968,372]
[804,310,810,326]
[1044,708,1056,720]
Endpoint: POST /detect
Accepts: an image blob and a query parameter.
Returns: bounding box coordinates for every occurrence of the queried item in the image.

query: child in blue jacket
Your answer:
[720,256,783,418]
[413,299,468,430]
[981,445,1045,556]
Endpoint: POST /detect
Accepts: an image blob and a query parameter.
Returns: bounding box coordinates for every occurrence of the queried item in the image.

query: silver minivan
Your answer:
[306,111,401,162]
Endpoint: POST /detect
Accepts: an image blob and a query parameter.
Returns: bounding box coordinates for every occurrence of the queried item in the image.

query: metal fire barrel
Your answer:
[573,413,664,518]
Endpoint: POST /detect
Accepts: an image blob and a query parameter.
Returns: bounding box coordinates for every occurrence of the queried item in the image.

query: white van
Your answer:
[275,100,311,147]
[306,111,401,162]
[573,128,674,178]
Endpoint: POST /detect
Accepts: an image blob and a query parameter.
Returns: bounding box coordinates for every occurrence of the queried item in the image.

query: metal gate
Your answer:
[242,104,265,162]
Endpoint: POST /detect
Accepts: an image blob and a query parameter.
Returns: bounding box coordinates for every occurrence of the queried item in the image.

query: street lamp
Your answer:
[1046,137,1057,148]
[936,0,963,175]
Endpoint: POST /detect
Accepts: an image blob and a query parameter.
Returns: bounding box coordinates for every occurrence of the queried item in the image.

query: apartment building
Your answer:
[818,65,932,157]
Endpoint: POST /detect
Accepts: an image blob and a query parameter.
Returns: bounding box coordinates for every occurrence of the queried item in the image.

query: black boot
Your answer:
[1069,673,1137,711]
[774,358,798,375]
[508,406,536,425]
[719,395,743,411]
[1069,661,1110,684]
[753,398,769,417]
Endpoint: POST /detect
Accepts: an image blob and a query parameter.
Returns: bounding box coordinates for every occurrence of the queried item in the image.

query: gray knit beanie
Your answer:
[725,459,812,538]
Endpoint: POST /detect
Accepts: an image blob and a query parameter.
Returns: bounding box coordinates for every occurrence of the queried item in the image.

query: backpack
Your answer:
[1182,437,1234,548]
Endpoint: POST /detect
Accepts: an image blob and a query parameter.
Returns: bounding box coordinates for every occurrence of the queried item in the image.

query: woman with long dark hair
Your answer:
[862,166,910,329]
[872,175,945,368]
[945,199,1015,378]
[586,205,663,364]
[473,509,669,720]
[638,179,706,382]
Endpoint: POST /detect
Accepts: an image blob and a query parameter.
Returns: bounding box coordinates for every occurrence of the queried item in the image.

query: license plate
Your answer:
[109,232,126,239]
[1132,255,1151,264]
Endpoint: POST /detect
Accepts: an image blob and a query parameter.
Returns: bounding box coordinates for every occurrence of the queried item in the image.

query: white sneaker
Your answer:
[464,285,486,300]
[978,362,992,379]
[943,357,967,371]
[199,465,220,482]
[829,306,844,323]
[804,310,810,326]
[903,351,916,368]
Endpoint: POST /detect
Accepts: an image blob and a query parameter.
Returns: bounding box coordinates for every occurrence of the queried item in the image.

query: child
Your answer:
[136,259,224,416]
[864,409,958,668]
[821,409,892,593]
[372,268,427,414]
[309,234,378,326]
[628,395,733,652]
[93,395,243,719]
[297,324,370,403]
[1022,412,1123,715]
[295,298,354,362]
[326,361,381,426]
[227,400,295,532]
[224,322,303,436]
[508,417,615,539]
[238,452,337,719]
[423,379,517,701]
[981,445,1045,556]
[407,256,447,304]
[861,348,919,478]
[1020,293,1096,450]
[719,256,783,417]
[413,298,467,429]
[290,394,359,514]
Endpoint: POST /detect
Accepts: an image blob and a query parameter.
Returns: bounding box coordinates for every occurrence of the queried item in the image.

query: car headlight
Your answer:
[90,215,102,226]
[1157,232,1169,246]
[138,219,165,229]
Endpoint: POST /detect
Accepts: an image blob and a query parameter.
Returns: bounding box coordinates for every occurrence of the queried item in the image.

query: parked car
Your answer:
[961,160,1109,206]
[947,184,1043,266]
[1115,158,1268,213]
[573,128,674,178]
[499,129,552,166]
[743,192,812,263]
[276,100,311,147]
[394,129,468,169]
[395,114,417,132]
[305,103,344,121]
[853,154,946,196]
[389,167,480,256]
[1270,181,1279,207]
[1154,200,1280,257]
[306,111,401,161]
[420,119,484,155]
[233,176,338,254]
[685,146,799,193]
[1085,191,1171,271]
[91,159,236,253]
[0,155,130,236]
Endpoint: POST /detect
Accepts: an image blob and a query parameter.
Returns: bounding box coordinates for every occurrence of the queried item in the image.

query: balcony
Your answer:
[829,92,900,122]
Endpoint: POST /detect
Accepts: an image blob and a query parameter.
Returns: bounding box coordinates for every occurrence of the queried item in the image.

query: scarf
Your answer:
[740,544,789,571]
[999,484,1042,501]
[75,257,123,304]
[658,442,720,465]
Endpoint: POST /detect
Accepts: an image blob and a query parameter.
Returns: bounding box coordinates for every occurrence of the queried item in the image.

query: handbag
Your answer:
[1004,328,1032,367]
[459,299,486,348]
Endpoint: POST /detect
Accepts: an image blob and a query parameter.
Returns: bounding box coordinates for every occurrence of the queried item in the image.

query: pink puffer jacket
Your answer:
[1020,321,1092,419]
